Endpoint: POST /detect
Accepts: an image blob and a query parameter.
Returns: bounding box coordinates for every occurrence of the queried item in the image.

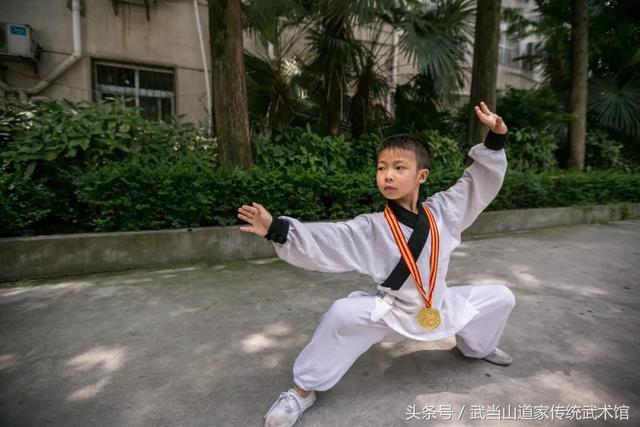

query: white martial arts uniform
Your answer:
[269,137,516,392]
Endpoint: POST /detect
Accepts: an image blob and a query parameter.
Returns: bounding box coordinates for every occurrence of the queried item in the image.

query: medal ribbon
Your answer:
[383,203,439,308]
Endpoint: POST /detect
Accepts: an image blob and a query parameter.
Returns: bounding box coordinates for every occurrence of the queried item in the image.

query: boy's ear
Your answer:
[419,168,429,183]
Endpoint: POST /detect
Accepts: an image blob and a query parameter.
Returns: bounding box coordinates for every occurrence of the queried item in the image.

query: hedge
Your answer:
[2,158,639,237]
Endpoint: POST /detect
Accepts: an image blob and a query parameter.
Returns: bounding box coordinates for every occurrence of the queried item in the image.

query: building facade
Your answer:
[1,0,541,127]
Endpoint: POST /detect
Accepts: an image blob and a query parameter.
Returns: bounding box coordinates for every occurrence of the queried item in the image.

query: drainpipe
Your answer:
[387,27,399,117]
[1,0,83,101]
[193,0,212,136]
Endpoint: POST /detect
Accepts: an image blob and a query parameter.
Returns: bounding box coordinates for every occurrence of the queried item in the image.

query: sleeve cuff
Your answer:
[484,130,508,150]
[265,217,290,243]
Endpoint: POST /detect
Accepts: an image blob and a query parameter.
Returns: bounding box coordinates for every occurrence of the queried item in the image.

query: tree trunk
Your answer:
[209,0,253,167]
[568,0,588,171]
[467,0,501,147]
[327,71,343,136]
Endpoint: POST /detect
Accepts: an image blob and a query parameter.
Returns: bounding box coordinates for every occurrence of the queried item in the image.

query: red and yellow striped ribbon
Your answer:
[383,204,439,308]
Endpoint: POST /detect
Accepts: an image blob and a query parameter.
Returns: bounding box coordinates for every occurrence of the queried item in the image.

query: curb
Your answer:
[1,203,639,283]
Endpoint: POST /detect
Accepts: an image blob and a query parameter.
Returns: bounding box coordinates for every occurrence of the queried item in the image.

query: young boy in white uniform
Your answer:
[237,102,515,427]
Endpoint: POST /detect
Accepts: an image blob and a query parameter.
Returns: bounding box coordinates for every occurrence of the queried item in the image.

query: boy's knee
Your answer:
[498,285,516,309]
[326,298,357,329]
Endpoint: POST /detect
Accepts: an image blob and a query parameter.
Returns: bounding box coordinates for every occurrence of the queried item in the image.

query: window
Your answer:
[498,23,520,69]
[522,42,534,71]
[93,61,175,121]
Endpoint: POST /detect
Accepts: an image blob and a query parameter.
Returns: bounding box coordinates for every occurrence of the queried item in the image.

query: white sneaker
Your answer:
[264,388,316,427]
[482,347,512,366]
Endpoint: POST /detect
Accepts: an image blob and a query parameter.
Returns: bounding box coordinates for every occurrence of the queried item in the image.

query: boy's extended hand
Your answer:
[474,101,508,134]
[237,202,273,237]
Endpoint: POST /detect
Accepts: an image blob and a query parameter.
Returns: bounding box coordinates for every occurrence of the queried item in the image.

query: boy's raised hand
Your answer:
[237,202,273,237]
[474,101,508,134]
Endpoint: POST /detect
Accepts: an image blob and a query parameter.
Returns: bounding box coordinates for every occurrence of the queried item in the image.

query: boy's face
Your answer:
[376,148,429,203]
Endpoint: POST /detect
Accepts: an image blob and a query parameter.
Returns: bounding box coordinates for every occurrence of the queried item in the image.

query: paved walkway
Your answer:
[1,220,639,426]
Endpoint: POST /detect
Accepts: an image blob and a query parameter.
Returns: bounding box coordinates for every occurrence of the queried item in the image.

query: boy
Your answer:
[237,101,515,427]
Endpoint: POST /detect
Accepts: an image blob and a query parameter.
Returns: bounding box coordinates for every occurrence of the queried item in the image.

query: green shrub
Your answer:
[493,169,640,210]
[74,153,219,231]
[3,153,639,237]
[0,98,216,235]
[0,173,56,236]
[253,124,351,172]
[347,132,383,170]
[2,98,639,237]
[497,85,571,131]
[0,98,216,179]
[505,127,560,172]
[585,129,628,171]
[420,130,465,169]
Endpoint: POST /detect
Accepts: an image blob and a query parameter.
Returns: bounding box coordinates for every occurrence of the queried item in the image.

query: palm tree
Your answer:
[244,0,475,137]
[243,0,315,135]
[503,0,572,93]
[586,1,640,140]
[504,0,640,146]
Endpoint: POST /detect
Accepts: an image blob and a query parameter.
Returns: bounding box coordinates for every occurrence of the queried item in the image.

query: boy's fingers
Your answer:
[474,105,487,120]
[237,213,253,223]
[475,107,490,125]
[239,206,257,216]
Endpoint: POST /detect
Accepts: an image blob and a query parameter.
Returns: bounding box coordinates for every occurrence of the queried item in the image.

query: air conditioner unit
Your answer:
[0,23,38,61]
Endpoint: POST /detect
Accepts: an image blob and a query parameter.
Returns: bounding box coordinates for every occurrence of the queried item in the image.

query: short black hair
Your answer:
[376,133,430,170]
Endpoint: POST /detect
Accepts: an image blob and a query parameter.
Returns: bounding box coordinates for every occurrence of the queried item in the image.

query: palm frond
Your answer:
[588,77,640,136]
[396,0,473,101]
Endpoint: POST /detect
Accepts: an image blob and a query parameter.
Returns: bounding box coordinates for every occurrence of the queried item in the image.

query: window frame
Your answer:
[92,59,176,121]
[498,21,521,70]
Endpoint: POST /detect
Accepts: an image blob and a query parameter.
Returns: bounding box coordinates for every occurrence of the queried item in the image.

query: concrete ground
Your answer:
[1,220,639,427]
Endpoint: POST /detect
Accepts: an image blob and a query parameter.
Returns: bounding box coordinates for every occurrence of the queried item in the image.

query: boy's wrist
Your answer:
[484,130,508,150]
[265,217,290,243]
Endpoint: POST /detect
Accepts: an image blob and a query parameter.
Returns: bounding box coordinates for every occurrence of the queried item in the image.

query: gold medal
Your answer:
[384,203,441,331]
[417,307,441,329]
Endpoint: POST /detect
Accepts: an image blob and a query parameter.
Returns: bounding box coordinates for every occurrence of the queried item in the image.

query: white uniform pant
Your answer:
[292,284,515,392]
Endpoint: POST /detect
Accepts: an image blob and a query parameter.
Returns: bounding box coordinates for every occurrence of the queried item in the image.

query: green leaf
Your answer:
[24,162,36,178]
[44,151,58,161]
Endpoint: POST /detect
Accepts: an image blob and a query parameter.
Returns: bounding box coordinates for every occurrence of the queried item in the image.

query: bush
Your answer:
[0,98,216,235]
[2,98,639,237]
[69,158,465,232]
[347,132,383,170]
[0,173,56,236]
[3,151,639,237]
[492,169,640,210]
[505,127,560,172]
[0,98,217,179]
[74,153,219,231]
[420,130,465,169]
[253,124,351,172]
[497,85,571,131]
[585,129,629,171]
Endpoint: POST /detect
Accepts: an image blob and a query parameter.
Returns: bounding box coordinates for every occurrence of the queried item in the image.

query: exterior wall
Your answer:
[1,0,222,125]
